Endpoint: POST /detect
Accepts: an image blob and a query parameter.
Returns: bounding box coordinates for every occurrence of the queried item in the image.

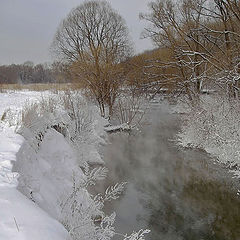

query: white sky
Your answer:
[0,0,154,65]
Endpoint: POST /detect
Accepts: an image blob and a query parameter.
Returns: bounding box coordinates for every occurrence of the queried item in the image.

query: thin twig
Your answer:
[14,217,20,232]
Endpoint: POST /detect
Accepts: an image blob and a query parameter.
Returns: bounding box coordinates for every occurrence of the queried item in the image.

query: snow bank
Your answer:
[104,123,131,133]
[0,186,69,240]
[0,91,71,240]
[0,120,69,239]
[178,95,240,177]
[13,129,88,219]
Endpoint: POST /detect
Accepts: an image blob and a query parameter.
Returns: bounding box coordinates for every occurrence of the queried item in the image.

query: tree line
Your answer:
[0,61,69,84]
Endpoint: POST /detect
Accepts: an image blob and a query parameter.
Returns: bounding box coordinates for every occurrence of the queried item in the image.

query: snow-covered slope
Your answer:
[14,128,90,220]
[0,91,70,240]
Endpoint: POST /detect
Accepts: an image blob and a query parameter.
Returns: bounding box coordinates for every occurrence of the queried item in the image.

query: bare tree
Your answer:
[51,0,133,117]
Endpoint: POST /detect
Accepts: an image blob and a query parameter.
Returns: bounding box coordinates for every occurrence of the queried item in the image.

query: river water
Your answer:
[101,100,240,240]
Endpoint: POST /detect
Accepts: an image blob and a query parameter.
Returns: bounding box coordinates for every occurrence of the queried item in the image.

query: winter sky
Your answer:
[0,0,153,65]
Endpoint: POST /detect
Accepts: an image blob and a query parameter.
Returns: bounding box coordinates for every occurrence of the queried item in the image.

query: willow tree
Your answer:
[52,0,132,117]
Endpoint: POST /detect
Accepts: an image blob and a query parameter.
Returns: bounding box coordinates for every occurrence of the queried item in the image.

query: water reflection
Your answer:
[102,101,240,240]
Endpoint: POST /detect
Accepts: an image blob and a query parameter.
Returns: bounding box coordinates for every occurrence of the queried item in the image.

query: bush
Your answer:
[179,95,240,169]
[113,92,147,128]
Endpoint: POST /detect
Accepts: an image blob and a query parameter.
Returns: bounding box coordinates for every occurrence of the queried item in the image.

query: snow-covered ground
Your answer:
[0,91,70,240]
[177,95,240,179]
[0,91,42,117]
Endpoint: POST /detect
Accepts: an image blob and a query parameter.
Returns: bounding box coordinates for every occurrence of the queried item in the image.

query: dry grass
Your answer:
[0,83,84,93]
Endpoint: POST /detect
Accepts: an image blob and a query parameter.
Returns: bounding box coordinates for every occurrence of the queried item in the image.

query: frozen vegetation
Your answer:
[178,94,240,179]
[0,91,149,240]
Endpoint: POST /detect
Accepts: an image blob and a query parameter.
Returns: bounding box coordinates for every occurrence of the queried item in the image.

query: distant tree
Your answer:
[0,65,19,84]
[19,61,34,84]
[51,0,133,117]
[0,62,57,84]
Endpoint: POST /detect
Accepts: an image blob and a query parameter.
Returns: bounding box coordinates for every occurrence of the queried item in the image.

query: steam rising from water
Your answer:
[101,100,240,240]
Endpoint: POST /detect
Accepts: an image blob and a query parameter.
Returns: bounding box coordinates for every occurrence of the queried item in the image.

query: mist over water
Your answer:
[101,100,240,240]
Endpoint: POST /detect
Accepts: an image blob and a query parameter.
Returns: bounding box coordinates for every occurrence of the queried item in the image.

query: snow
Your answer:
[0,91,70,240]
[0,91,42,117]
[0,187,68,240]
[0,128,22,188]
[104,123,131,133]
[177,94,240,178]
[14,128,91,220]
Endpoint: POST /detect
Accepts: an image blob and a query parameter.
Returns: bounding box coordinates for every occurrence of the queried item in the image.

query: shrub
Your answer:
[179,95,240,169]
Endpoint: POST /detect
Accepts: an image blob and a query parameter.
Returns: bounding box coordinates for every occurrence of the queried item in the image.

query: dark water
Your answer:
[101,101,240,240]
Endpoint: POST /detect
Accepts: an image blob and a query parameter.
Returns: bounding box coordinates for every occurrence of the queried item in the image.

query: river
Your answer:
[100,99,240,240]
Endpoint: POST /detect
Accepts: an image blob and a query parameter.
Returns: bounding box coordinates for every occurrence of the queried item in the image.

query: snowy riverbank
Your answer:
[0,91,108,240]
[0,91,70,240]
[0,90,149,240]
[177,95,240,180]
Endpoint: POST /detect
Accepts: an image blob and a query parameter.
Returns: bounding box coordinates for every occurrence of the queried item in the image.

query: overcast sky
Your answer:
[0,0,153,65]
